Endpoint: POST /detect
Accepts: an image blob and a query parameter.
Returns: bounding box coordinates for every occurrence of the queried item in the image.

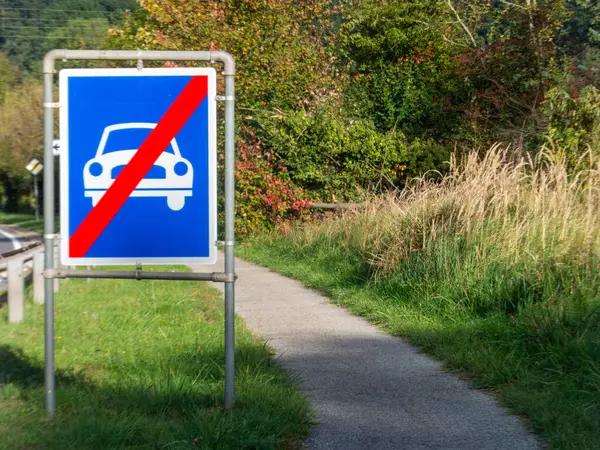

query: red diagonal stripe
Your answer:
[69,76,208,257]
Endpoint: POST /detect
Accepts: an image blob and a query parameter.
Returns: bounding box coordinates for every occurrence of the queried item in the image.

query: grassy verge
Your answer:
[239,148,600,450]
[0,267,311,449]
[0,212,44,234]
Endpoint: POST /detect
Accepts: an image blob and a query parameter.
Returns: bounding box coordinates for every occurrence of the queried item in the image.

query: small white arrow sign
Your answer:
[52,139,60,156]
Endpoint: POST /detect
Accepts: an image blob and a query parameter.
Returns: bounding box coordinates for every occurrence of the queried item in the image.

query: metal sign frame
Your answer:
[42,49,236,417]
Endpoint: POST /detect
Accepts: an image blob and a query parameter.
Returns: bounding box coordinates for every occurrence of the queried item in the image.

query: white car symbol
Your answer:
[83,123,193,211]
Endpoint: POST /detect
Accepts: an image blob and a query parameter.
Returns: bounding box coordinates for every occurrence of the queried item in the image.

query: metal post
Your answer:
[7,258,24,323]
[223,71,236,409]
[43,70,56,417]
[33,174,39,221]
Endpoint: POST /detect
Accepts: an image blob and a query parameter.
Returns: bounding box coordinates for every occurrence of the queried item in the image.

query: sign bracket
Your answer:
[45,268,237,282]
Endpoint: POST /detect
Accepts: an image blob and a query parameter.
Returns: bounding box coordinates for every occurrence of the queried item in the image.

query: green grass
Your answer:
[239,235,600,449]
[0,212,45,234]
[0,266,312,449]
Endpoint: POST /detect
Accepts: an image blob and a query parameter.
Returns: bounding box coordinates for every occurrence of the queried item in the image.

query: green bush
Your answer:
[543,85,600,166]
[255,108,449,201]
[339,1,462,139]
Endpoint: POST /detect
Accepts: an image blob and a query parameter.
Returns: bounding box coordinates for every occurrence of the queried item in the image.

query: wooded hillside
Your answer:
[0,0,136,210]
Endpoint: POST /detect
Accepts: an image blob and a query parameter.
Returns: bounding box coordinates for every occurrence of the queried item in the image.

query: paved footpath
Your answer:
[192,256,540,450]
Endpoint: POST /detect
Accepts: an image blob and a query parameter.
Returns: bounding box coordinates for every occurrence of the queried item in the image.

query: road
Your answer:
[0,227,21,255]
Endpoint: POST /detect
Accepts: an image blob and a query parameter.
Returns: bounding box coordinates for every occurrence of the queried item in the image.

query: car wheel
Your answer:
[167,194,185,211]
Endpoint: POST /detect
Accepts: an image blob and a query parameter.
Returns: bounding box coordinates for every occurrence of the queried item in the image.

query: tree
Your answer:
[0,0,137,73]
[109,0,341,112]
[107,1,345,232]
[559,0,600,57]
[0,52,21,103]
[339,0,463,138]
[45,17,109,50]
[0,80,44,211]
[339,0,575,145]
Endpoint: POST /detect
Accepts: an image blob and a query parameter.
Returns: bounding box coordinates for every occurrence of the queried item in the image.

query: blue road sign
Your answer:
[59,68,217,265]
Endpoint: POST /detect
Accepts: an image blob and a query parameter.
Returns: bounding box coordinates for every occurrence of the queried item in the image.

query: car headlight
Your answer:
[89,162,103,177]
[174,161,188,176]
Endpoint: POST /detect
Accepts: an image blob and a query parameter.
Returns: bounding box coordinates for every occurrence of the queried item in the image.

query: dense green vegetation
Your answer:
[106,0,600,234]
[0,268,311,449]
[0,0,137,72]
[239,147,600,449]
[2,1,600,233]
[0,0,137,213]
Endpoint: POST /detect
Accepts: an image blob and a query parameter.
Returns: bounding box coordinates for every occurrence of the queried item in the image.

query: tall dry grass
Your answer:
[289,145,600,278]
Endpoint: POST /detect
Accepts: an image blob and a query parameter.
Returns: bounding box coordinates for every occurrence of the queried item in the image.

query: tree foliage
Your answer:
[233,126,311,235]
[255,108,449,200]
[559,0,600,56]
[0,1,137,211]
[46,17,109,50]
[1,0,594,225]
[339,0,574,145]
[101,0,600,233]
[451,0,570,143]
[0,67,43,211]
[111,0,341,111]
[0,52,21,103]
[339,0,462,137]
[109,0,343,233]
[544,84,600,166]
[0,0,137,72]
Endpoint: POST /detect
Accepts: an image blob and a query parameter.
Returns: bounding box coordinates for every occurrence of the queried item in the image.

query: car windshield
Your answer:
[101,127,176,155]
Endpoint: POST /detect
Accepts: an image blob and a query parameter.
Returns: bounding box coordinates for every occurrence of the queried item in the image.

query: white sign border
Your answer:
[59,67,218,266]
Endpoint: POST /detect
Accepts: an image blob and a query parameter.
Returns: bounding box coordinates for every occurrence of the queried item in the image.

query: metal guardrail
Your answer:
[1,240,49,324]
[0,241,43,269]
[309,202,362,210]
